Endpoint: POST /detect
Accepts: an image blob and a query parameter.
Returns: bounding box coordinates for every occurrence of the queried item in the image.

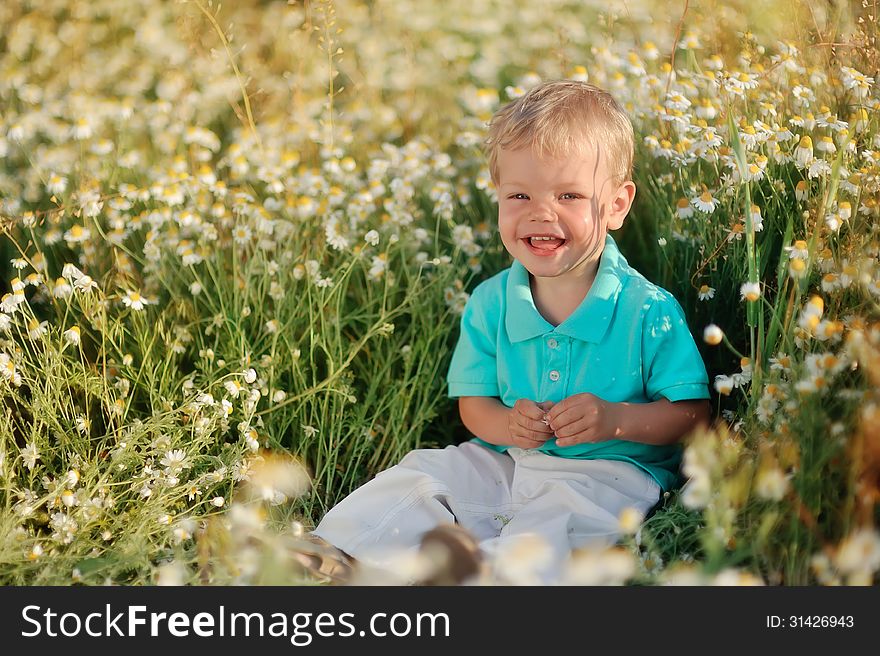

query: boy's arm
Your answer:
[607,397,710,446]
[546,394,710,447]
[458,396,554,449]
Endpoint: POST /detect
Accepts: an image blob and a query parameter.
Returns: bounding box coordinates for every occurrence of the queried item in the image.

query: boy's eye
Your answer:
[509,193,529,200]
[560,193,581,200]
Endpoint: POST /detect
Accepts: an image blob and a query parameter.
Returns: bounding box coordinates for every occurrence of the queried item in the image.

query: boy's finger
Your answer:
[514,429,550,443]
[517,401,547,421]
[547,404,582,429]
[517,416,554,433]
[545,398,568,422]
[553,416,592,439]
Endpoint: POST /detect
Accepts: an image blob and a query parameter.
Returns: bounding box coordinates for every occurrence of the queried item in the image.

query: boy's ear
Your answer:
[606,180,636,231]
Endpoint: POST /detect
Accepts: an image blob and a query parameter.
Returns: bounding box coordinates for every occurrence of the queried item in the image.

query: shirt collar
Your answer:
[505,234,628,344]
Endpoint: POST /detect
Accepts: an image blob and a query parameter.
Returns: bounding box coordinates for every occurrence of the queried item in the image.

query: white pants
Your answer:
[313,442,661,584]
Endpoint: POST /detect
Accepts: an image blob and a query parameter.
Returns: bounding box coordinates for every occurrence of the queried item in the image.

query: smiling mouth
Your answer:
[523,236,566,254]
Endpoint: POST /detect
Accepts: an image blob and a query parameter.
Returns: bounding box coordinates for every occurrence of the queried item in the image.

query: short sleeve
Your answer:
[641,294,710,402]
[446,287,499,398]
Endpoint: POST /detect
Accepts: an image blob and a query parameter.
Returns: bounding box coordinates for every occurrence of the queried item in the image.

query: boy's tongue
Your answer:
[530,237,563,251]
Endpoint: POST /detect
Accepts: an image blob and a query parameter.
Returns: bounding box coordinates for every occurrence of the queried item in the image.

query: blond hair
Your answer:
[484,80,634,186]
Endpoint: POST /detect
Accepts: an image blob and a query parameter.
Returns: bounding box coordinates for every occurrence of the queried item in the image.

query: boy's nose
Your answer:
[530,205,558,222]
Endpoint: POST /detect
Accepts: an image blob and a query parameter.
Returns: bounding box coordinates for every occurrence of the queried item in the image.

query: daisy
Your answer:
[740,282,761,302]
[850,108,869,132]
[74,275,98,292]
[122,290,149,311]
[825,210,844,232]
[788,257,808,279]
[364,229,380,246]
[675,197,694,218]
[368,254,387,280]
[735,71,758,89]
[739,125,759,149]
[808,158,832,179]
[704,55,724,71]
[775,125,795,141]
[244,429,260,452]
[20,442,39,470]
[714,375,734,396]
[44,227,62,246]
[754,467,789,501]
[71,118,92,140]
[794,136,813,168]
[160,449,190,473]
[695,98,718,120]
[700,128,723,148]
[224,379,244,398]
[76,415,90,434]
[1,353,22,386]
[60,490,77,507]
[0,292,24,314]
[691,189,718,213]
[816,136,836,154]
[703,324,723,345]
[180,248,204,266]
[726,223,746,241]
[232,225,252,244]
[749,205,764,232]
[47,174,68,195]
[63,224,90,244]
[27,318,48,339]
[794,373,827,394]
[839,261,858,287]
[698,284,716,301]
[64,326,81,345]
[787,239,809,259]
[840,66,874,97]
[821,273,840,293]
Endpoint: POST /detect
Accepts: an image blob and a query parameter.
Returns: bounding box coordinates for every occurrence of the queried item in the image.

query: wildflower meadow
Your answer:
[1,0,879,586]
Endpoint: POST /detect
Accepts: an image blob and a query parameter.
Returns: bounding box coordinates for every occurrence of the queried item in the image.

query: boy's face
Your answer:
[495,145,633,283]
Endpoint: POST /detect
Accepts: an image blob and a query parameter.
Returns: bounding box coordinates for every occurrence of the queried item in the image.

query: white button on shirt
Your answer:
[547,338,558,349]
[549,370,560,382]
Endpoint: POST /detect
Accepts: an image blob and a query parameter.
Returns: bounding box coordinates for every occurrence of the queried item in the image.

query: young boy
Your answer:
[303,80,710,585]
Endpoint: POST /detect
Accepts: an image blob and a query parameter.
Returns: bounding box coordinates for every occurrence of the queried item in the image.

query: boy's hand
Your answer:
[507,399,555,449]
[545,393,619,447]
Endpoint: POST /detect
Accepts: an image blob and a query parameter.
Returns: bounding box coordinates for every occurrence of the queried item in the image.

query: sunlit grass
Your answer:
[1,0,878,585]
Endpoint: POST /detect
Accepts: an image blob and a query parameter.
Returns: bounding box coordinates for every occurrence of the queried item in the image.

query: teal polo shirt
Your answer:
[446,234,709,491]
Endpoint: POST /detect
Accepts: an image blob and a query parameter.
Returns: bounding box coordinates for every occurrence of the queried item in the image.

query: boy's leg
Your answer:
[481,451,660,583]
[312,441,515,572]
